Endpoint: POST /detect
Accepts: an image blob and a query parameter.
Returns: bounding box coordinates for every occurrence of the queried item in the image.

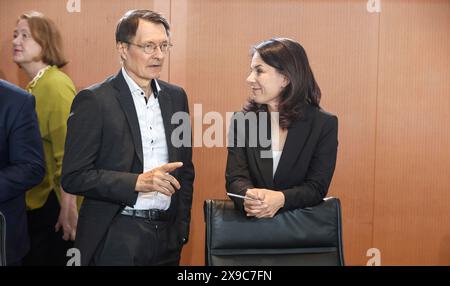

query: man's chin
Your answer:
[145,70,162,80]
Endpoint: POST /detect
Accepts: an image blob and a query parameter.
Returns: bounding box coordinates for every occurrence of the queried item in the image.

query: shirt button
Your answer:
[151,140,154,144]
[149,126,152,130]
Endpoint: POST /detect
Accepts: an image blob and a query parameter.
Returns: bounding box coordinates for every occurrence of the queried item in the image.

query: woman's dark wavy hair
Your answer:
[243,38,321,128]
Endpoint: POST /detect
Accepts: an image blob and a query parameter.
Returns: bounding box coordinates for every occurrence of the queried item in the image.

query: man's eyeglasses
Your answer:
[123,41,172,54]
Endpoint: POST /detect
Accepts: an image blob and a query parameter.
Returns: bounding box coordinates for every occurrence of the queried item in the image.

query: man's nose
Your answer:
[153,46,164,59]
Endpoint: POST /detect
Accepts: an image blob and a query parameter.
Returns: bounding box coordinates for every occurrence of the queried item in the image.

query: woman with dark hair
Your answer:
[12,11,79,265]
[226,38,338,218]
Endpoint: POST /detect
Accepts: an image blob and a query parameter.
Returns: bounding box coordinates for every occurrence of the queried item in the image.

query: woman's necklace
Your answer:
[26,65,51,93]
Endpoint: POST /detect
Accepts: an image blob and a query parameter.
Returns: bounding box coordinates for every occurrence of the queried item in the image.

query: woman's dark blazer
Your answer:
[226,104,338,212]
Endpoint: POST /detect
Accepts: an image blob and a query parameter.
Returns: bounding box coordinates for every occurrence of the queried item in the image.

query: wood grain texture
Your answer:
[0,0,163,91]
[373,0,450,265]
[0,0,448,266]
[171,0,379,265]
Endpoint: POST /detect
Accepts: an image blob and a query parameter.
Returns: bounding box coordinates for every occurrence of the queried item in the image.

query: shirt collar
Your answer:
[121,67,161,98]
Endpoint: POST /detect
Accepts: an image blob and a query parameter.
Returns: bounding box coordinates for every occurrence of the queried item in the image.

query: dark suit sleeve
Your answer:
[0,95,45,202]
[61,90,138,206]
[280,115,338,210]
[225,113,255,210]
[176,89,195,244]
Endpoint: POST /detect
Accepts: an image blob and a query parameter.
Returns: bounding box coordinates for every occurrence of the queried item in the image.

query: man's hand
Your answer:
[135,162,183,196]
[244,188,285,218]
[55,187,78,241]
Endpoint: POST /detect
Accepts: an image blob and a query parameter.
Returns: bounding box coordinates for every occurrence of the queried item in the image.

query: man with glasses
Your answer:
[61,10,194,266]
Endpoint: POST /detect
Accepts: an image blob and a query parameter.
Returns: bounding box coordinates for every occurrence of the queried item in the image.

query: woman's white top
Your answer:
[272,150,282,178]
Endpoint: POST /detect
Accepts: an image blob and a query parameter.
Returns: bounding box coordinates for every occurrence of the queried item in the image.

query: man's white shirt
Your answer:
[122,67,171,210]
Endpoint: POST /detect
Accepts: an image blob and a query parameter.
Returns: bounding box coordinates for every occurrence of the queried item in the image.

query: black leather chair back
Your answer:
[204,197,344,266]
[0,211,6,266]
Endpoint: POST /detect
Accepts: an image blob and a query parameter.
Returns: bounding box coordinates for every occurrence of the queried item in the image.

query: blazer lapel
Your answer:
[273,106,314,185]
[253,113,274,189]
[158,87,177,163]
[112,71,144,165]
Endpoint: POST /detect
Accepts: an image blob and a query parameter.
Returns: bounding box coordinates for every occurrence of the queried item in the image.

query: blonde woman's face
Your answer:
[12,19,42,65]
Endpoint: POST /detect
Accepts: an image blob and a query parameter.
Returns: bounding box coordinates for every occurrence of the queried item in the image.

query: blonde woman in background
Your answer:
[12,11,79,265]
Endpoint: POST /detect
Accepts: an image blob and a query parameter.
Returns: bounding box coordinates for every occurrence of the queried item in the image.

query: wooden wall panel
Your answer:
[373,0,450,265]
[171,0,379,265]
[1,0,448,266]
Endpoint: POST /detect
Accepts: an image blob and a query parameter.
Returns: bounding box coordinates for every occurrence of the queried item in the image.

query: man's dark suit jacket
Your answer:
[0,80,45,264]
[61,71,194,266]
[226,104,338,212]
